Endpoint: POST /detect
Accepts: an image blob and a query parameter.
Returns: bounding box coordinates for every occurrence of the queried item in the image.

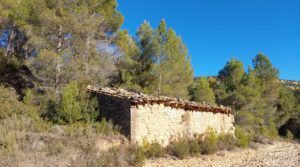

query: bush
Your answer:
[126,144,146,166]
[144,142,165,158]
[168,138,189,159]
[188,139,200,156]
[0,131,17,156]
[199,128,218,154]
[0,86,51,133]
[94,118,119,135]
[287,130,294,140]
[0,85,26,120]
[235,126,252,148]
[49,81,99,124]
[217,133,235,151]
[167,129,236,158]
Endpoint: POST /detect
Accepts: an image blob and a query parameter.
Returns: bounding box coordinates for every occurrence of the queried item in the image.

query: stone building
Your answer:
[87,85,235,146]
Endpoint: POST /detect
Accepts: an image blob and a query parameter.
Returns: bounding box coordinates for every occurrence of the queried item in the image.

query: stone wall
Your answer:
[130,104,234,146]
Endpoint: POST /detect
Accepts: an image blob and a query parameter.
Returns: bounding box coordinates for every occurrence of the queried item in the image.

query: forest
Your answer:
[0,0,300,165]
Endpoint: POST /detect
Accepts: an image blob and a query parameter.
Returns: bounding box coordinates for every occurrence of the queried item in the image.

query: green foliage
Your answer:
[65,119,118,137]
[199,128,218,154]
[168,138,189,159]
[188,139,201,156]
[213,54,287,140]
[47,81,99,124]
[146,142,165,158]
[57,82,82,123]
[1,1,300,160]
[218,58,245,92]
[0,86,51,156]
[156,28,194,98]
[142,140,165,158]
[29,50,64,91]
[276,86,297,125]
[0,130,17,156]
[126,144,146,166]
[217,133,236,151]
[94,118,119,135]
[253,53,279,82]
[189,77,216,104]
[287,130,294,140]
[235,126,252,148]
[168,129,236,159]
[0,85,25,120]
[113,19,193,98]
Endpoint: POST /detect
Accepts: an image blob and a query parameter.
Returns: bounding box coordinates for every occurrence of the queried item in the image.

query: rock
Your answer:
[50,125,64,135]
[32,140,45,151]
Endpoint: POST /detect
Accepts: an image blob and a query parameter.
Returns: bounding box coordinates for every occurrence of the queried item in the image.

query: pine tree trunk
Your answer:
[55,62,61,94]
[56,25,64,53]
[84,34,91,77]
[5,23,16,57]
[158,73,162,95]
[55,25,63,94]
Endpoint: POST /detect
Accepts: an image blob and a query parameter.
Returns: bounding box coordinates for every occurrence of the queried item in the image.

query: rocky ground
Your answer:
[144,141,300,167]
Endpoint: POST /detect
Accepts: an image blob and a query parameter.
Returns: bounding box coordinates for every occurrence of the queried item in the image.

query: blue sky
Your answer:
[117,0,300,80]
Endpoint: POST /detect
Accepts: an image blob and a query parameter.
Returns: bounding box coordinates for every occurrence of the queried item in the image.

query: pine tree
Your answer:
[25,0,123,92]
[135,21,159,93]
[216,58,245,109]
[154,21,193,98]
[218,58,245,92]
[112,30,140,90]
[188,77,216,104]
[112,19,193,98]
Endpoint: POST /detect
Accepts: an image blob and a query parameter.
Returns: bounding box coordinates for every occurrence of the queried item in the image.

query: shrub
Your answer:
[199,128,218,154]
[0,86,51,133]
[217,133,235,151]
[260,122,278,139]
[0,85,26,120]
[168,138,189,159]
[235,126,252,148]
[126,144,146,166]
[52,81,99,124]
[57,82,82,123]
[188,139,200,156]
[287,130,294,140]
[144,142,165,158]
[0,131,17,156]
[94,118,119,135]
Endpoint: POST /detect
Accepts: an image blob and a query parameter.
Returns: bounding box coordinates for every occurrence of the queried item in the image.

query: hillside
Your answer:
[279,79,300,90]
[196,76,300,90]
[145,141,300,167]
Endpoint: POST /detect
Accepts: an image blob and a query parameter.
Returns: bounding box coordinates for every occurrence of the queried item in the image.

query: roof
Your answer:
[87,85,233,115]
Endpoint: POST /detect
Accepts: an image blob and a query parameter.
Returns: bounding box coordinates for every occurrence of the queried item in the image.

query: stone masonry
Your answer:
[87,85,235,146]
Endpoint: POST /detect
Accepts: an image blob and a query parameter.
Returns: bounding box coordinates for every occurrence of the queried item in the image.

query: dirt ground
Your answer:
[144,141,300,167]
